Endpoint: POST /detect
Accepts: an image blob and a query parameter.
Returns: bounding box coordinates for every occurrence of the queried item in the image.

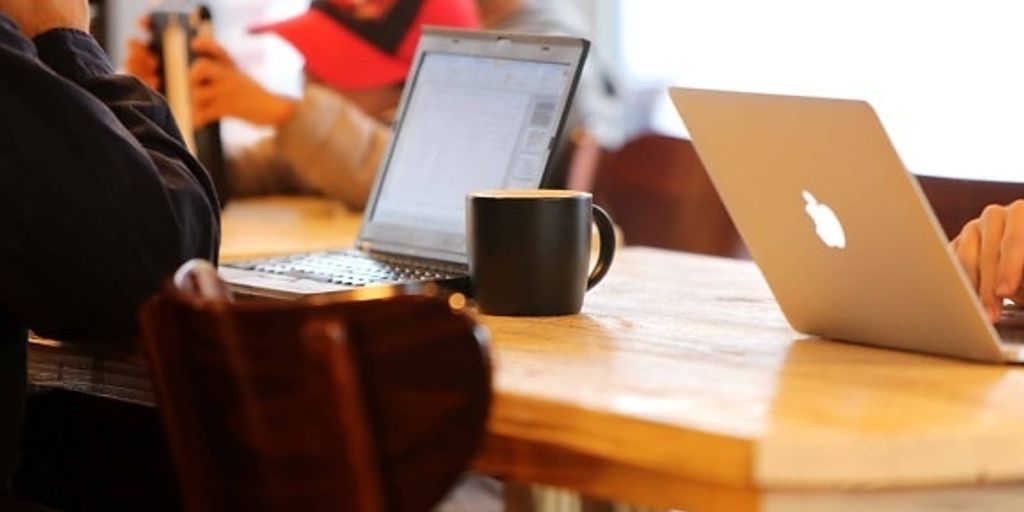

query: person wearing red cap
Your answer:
[126,0,480,210]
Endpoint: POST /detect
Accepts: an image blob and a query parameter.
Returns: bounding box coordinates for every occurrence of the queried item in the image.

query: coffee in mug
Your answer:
[466,190,616,316]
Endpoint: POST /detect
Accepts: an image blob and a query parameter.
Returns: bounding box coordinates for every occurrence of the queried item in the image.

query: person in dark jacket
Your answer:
[0,0,220,506]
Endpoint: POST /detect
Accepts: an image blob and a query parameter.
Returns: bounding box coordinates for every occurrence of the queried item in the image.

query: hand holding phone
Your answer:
[188,35,296,128]
[125,16,161,90]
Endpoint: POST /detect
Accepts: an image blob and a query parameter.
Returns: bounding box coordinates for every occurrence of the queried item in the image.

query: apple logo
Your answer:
[802,191,847,249]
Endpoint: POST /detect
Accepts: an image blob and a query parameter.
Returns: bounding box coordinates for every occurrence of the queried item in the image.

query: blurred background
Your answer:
[94,0,1024,182]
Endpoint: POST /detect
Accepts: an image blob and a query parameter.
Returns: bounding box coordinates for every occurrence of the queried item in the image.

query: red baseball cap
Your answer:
[252,0,480,90]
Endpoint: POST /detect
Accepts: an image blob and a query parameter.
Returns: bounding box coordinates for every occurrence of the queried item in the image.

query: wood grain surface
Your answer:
[28,197,1024,511]
[220,196,359,262]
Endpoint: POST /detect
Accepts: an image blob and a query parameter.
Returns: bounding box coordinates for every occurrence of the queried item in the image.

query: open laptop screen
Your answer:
[373,53,569,231]
[361,30,588,263]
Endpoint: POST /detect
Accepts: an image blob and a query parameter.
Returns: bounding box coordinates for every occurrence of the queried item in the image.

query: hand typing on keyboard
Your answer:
[951,201,1024,323]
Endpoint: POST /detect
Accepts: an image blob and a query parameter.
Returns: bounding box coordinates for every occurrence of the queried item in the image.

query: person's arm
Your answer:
[951,201,1024,322]
[271,83,391,210]
[226,135,317,198]
[0,15,219,343]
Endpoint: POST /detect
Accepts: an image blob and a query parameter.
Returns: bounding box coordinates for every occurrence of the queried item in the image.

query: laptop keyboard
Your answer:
[997,306,1024,344]
[226,250,465,288]
[998,328,1024,345]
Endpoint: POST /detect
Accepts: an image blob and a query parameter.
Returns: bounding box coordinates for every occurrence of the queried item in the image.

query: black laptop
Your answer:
[219,28,590,300]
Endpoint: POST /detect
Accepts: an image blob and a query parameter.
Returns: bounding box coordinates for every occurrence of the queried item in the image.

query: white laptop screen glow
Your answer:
[368,52,572,250]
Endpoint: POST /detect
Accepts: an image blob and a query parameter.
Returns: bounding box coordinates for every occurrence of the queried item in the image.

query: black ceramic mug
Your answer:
[466,190,617,316]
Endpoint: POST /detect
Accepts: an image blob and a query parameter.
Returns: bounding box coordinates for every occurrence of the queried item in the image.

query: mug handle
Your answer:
[587,205,617,290]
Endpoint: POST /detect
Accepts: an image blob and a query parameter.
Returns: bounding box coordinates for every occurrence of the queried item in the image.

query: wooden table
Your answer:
[29,197,1024,511]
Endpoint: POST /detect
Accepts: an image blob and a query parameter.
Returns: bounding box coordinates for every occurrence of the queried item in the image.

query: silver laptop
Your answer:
[670,87,1024,363]
[221,29,589,300]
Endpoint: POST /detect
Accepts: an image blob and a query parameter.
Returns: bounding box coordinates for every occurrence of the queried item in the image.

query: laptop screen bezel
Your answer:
[354,27,590,264]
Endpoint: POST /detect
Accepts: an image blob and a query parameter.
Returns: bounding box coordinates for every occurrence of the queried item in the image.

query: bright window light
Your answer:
[619,0,1024,181]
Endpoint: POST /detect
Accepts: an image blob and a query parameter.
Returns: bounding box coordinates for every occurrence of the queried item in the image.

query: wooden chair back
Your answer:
[592,134,746,258]
[138,262,491,512]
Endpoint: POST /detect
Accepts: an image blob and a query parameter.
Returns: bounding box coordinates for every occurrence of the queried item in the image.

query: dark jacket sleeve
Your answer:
[0,17,220,343]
